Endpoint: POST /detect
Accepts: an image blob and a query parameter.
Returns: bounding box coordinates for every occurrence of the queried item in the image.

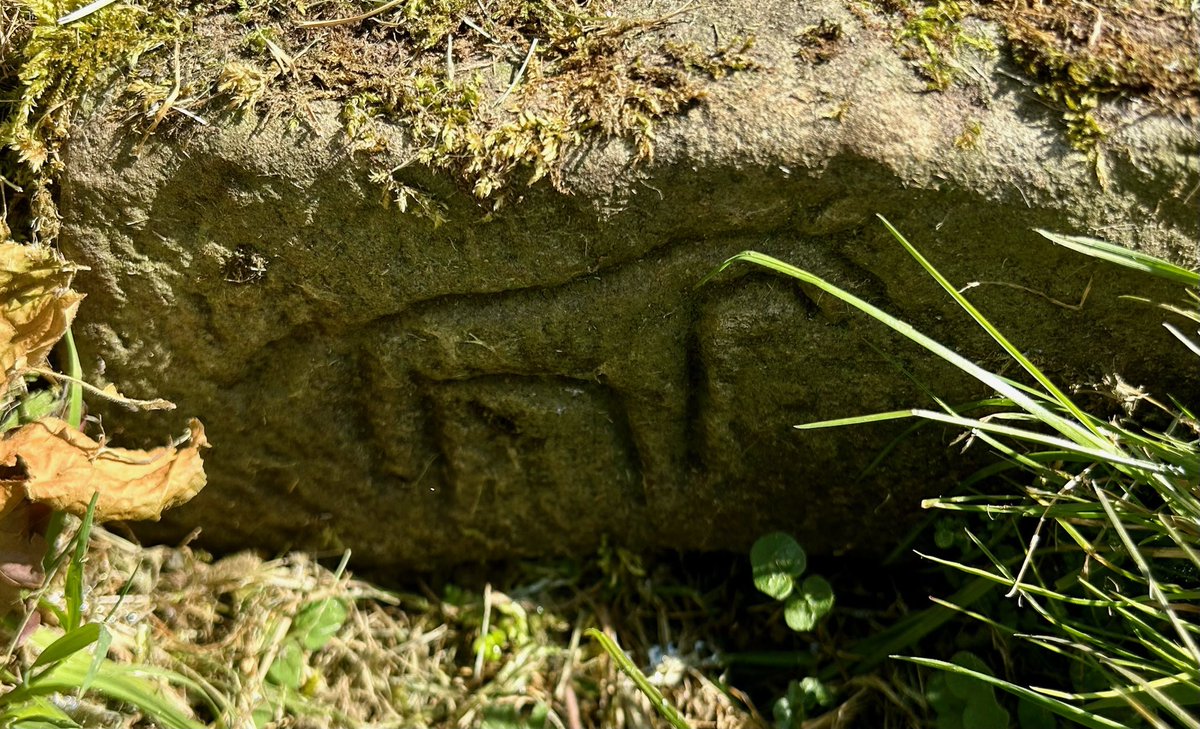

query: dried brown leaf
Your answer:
[0,499,49,606]
[0,478,21,517]
[5,417,208,522]
[0,242,84,378]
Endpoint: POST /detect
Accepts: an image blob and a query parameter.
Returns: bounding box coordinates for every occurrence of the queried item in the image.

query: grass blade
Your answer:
[793,409,917,429]
[56,0,121,25]
[64,493,99,633]
[878,216,1103,440]
[586,628,691,729]
[80,626,111,696]
[29,624,102,674]
[12,629,202,729]
[909,410,1176,475]
[701,250,1106,451]
[894,656,1128,729]
[48,667,199,729]
[62,328,82,430]
[40,328,86,575]
[1164,322,1200,358]
[831,577,995,677]
[1036,230,1200,287]
[1092,484,1200,668]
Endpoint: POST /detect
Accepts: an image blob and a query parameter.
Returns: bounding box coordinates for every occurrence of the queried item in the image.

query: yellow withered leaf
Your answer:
[3,418,208,522]
[0,242,84,378]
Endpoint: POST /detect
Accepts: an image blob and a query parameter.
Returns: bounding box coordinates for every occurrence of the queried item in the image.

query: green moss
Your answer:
[1000,0,1198,98]
[876,0,1197,167]
[15,0,1189,234]
[1,1,182,241]
[894,0,995,91]
[998,0,1198,157]
[1059,92,1105,153]
[331,7,756,211]
[1,0,762,235]
[368,173,451,227]
[662,36,761,79]
[243,27,280,55]
[953,119,982,150]
[217,60,270,109]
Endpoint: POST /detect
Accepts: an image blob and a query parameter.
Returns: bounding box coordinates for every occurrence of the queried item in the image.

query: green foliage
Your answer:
[471,598,530,663]
[1036,230,1200,288]
[0,388,57,433]
[708,218,1200,727]
[750,531,807,600]
[481,702,552,729]
[266,640,305,690]
[1,496,203,729]
[783,576,834,633]
[1019,697,1059,729]
[925,652,1010,729]
[773,676,834,729]
[2,632,204,729]
[291,597,348,651]
[256,596,349,725]
[746,534,838,725]
[253,597,348,724]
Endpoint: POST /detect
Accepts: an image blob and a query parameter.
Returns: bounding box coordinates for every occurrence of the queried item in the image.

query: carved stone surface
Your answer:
[59,0,1199,565]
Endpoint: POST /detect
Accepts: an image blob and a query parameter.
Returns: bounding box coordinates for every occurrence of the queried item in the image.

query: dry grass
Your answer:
[63,527,765,729]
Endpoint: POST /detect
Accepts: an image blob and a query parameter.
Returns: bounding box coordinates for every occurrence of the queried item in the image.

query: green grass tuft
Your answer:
[706,217,1200,727]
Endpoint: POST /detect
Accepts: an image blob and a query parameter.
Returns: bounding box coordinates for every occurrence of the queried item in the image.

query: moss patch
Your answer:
[2,0,1197,241]
[998,0,1199,151]
[1,0,762,237]
[795,19,845,65]
[874,0,1198,160]
[893,0,996,91]
[1,1,184,242]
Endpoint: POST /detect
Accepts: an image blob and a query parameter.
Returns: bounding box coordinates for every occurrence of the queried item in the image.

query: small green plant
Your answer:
[254,595,350,727]
[772,676,835,729]
[750,532,834,633]
[748,532,836,728]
